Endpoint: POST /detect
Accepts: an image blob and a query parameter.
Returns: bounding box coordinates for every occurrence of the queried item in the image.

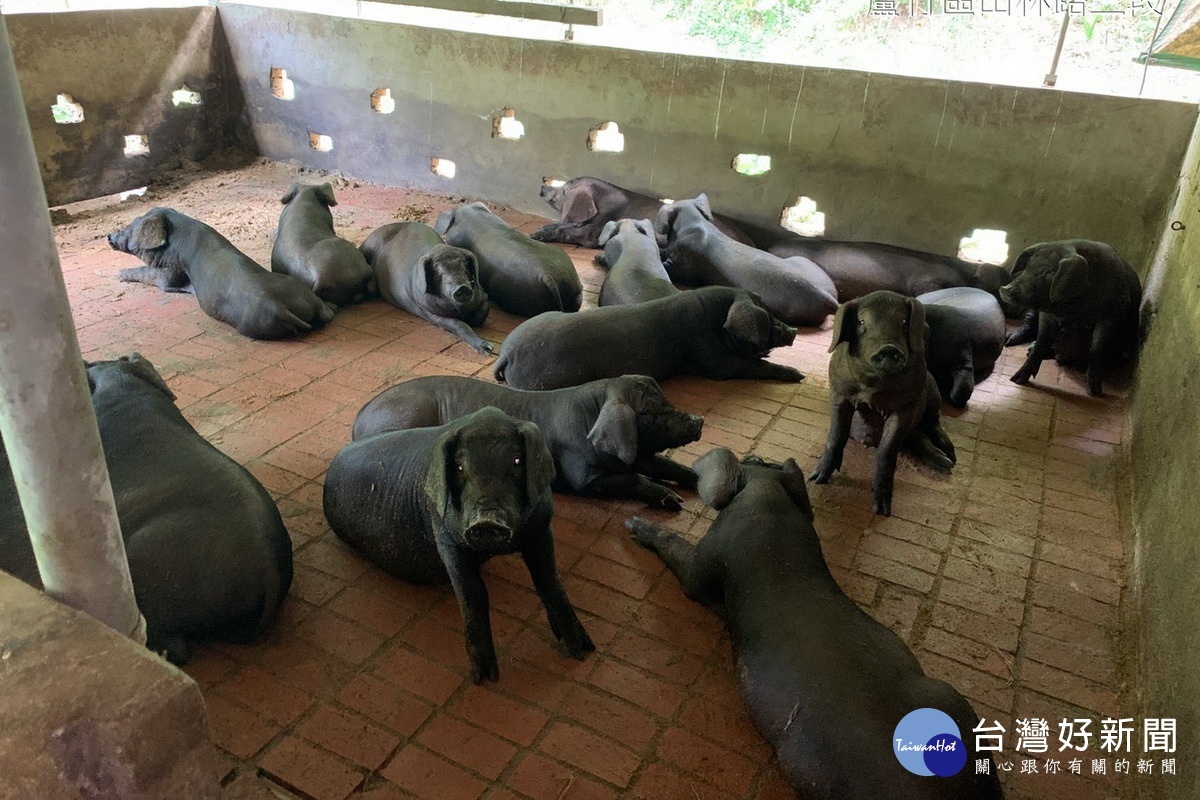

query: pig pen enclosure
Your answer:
[2,4,1200,800]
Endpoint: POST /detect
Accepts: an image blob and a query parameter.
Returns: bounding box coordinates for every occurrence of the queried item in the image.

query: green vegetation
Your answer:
[655,0,814,54]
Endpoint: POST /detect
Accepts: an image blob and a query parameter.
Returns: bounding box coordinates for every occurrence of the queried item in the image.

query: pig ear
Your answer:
[906,297,927,354]
[693,448,743,509]
[694,193,714,221]
[723,297,770,351]
[433,210,454,235]
[121,352,175,400]
[778,458,814,521]
[463,250,479,280]
[653,203,679,237]
[132,213,168,251]
[317,182,338,207]
[597,220,620,247]
[559,188,599,224]
[515,420,556,500]
[424,428,461,517]
[829,300,859,353]
[1009,244,1037,277]
[1050,254,1089,303]
[634,218,655,238]
[280,183,300,205]
[418,255,436,295]
[588,395,638,465]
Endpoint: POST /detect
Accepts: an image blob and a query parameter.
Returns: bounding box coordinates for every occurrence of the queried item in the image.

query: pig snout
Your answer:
[682,413,704,440]
[998,283,1021,308]
[771,320,798,348]
[464,510,515,549]
[452,284,473,303]
[106,232,120,249]
[870,344,907,371]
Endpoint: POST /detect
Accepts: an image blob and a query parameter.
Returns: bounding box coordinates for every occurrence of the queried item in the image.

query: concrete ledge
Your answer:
[0,573,221,800]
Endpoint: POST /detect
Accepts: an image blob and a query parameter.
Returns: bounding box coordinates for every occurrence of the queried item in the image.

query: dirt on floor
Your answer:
[50,158,1136,800]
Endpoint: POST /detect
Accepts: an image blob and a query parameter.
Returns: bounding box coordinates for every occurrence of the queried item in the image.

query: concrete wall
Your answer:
[1129,117,1200,800]
[7,6,247,206]
[217,4,1197,271]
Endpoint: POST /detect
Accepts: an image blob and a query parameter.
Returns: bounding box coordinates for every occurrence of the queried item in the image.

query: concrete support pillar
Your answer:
[0,15,146,644]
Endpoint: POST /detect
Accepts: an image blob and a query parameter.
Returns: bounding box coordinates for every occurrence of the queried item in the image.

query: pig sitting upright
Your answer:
[323,407,594,683]
[272,182,376,306]
[361,222,493,355]
[810,290,955,516]
[0,355,293,664]
[627,449,1003,800]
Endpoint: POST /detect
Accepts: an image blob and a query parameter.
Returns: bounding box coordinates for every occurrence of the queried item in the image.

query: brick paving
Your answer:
[54,161,1132,799]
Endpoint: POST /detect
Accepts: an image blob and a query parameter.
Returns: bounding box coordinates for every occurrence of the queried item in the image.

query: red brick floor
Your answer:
[54,161,1132,799]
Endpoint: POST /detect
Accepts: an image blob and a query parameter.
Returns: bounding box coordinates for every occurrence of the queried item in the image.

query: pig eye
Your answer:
[456,464,463,472]
[514,457,522,465]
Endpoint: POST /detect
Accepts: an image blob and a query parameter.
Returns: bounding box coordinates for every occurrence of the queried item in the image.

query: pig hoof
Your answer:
[655,490,684,511]
[873,498,892,517]
[470,657,500,684]
[625,517,657,548]
[474,341,495,356]
[562,627,596,659]
[809,466,835,484]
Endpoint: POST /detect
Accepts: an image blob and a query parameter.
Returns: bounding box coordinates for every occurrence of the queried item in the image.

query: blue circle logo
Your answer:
[893,708,967,777]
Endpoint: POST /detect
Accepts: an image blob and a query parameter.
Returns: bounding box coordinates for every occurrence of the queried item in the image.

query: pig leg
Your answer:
[810,399,855,483]
[584,473,684,510]
[522,530,594,659]
[626,517,721,604]
[1011,313,1061,386]
[1085,319,1119,397]
[437,543,498,683]
[871,413,906,517]
[119,265,192,293]
[907,431,955,471]
[428,314,494,356]
[1006,310,1039,347]
[635,454,699,489]
[707,355,804,383]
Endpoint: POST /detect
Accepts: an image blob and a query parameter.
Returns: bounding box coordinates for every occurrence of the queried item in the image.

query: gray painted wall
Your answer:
[218,4,1197,271]
[8,7,245,206]
[1130,113,1200,800]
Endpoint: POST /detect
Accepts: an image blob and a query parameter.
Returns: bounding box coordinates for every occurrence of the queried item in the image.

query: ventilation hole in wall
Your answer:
[171,86,202,107]
[270,67,295,101]
[732,154,771,176]
[492,107,525,140]
[542,177,566,188]
[119,187,148,201]
[958,229,1009,264]
[371,88,394,114]
[781,196,825,237]
[123,134,149,158]
[308,132,333,152]
[51,93,84,124]
[431,158,456,179]
[586,121,624,153]
[659,198,675,205]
